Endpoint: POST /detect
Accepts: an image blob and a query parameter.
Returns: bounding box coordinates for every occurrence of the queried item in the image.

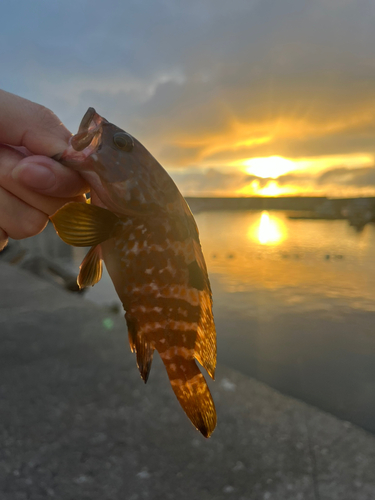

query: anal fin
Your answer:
[193,288,216,379]
[134,335,155,383]
[126,312,154,383]
[78,244,103,289]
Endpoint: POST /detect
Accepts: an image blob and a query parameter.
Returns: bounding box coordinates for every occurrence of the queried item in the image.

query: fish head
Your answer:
[56,108,178,214]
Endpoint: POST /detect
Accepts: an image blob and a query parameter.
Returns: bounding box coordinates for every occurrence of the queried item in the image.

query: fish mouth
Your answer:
[54,107,104,165]
[71,108,103,152]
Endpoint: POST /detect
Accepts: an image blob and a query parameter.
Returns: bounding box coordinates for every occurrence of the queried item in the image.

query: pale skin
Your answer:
[0,90,89,251]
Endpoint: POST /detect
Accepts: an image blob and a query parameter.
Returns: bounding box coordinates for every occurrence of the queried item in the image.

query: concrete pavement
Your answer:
[1,262,375,499]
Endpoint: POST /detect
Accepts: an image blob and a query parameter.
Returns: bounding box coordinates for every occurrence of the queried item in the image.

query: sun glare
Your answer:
[242,156,296,178]
[237,180,297,197]
[232,153,374,180]
[257,181,282,196]
[229,152,375,198]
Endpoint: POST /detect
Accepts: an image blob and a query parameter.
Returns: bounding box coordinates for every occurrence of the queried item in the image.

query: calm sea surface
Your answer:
[75,211,375,432]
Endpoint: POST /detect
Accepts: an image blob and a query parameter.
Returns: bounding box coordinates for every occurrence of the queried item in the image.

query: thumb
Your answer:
[12,155,89,198]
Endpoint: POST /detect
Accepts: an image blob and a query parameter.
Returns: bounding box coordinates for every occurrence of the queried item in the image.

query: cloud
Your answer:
[317,166,375,187]
[170,168,254,196]
[267,165,375,191]
[171,165,375,197]
[2,0,375,196]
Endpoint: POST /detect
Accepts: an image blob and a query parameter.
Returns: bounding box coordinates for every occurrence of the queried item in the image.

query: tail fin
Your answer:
[160,351,216,437]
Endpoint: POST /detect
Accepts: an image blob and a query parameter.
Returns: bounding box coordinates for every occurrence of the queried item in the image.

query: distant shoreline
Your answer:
[185,195,374,213]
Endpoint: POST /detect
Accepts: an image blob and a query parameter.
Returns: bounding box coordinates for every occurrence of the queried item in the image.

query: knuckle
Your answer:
[0,145,22,173]
[35,105,61,131]
[19,212,48,239]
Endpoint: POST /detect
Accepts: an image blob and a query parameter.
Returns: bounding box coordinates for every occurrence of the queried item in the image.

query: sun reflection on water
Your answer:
[190,210,375,312]
[250,211,286,245]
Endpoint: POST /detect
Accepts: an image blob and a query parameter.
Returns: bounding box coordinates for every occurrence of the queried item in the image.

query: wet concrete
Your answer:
[1,262,375,499]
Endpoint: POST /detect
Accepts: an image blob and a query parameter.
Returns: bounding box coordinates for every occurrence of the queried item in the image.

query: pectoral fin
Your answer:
[78,244,103,289]
[50,202,120,247]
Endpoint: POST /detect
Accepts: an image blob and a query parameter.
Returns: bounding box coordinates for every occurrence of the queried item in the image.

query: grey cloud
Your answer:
[215,128,375,162]
[2,0,375,174]
[276,172,314,186]
[170,168,265,195]
[317,166,375,187]
[172,165,375,196]
[171,167,274,195]
[275,166,375,189]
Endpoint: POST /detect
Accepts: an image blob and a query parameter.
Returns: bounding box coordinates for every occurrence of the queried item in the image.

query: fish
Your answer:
[50,108,217,437]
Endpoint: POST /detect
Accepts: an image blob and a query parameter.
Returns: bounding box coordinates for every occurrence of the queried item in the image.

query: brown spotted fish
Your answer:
[50,108,217,437]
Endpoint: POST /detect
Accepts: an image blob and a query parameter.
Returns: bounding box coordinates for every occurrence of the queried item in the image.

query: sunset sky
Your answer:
[2,0,375,197]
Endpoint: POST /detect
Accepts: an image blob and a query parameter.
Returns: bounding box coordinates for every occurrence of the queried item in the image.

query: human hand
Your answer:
[0,90,89,251]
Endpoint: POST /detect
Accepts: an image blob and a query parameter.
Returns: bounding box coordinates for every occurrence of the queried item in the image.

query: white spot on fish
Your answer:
[170,378,184,386]
[187,373,202,385]
[130,305,163,315]
[178,307,188,317]
[149,244,165,252]
[161,345,194,360]
[157,285,199,306]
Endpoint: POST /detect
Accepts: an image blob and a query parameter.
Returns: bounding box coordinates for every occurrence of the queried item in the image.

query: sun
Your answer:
[241,155,296,178]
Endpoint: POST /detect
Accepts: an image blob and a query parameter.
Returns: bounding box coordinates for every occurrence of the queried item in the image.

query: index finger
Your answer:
[0,89,71,157]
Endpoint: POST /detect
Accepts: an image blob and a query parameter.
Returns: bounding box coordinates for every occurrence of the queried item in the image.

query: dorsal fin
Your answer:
[186,238,216,380]
[187,260,205,290]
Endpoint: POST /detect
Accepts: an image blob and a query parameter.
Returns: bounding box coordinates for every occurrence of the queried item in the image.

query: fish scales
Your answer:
[50,107,217,437]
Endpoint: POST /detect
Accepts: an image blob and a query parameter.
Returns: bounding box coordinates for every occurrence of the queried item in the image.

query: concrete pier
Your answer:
[1,262,375,499]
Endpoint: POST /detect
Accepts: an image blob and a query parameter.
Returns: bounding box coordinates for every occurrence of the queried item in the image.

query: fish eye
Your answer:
[113,132,134,152]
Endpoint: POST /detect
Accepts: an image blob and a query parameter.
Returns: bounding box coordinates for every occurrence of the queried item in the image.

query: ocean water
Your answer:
[75,210,375,432]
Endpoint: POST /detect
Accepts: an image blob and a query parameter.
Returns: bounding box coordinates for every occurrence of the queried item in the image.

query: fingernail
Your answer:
[12,164,56,190]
